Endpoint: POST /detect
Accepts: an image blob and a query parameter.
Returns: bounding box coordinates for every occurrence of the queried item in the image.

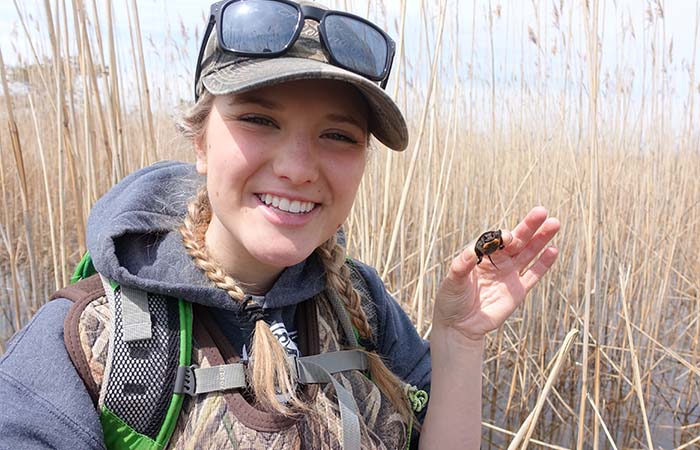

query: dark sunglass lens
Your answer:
[324,15,388,79]
[220,0,299,53]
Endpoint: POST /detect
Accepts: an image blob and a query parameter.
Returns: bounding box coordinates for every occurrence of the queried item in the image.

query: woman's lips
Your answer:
[256,193,318,214]
[254,194,320,227]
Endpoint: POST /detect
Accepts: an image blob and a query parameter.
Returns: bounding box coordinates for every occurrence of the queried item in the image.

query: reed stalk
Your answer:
[373,0,406,270]
[381,0,447,280]
[507,328,578,450]
[1,1,699,447]
[619,266,654,449]
[0,47,38,316]
[576,1,601,447]
[586,393,618,450]
[27,93,60,291]
[129,0,157,163]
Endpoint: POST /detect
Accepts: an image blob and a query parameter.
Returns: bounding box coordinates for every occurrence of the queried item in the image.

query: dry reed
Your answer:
[1,0,699,448]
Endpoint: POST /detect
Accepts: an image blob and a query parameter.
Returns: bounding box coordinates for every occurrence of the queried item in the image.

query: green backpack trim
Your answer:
[69,252,425,449]
[157,299,193,445]
[98,299,192,450]
[70,253,192,450]
[71,251,96,283]
[100,406,163,450]
[72,251,118,290]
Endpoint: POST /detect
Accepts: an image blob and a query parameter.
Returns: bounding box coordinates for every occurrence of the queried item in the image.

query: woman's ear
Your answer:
[194,135,207,175]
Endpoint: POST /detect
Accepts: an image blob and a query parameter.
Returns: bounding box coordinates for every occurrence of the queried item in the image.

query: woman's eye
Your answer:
[324,132,359,144]
[240,115,277,127]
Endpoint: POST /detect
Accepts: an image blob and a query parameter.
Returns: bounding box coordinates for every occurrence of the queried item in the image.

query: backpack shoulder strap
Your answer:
[57,253,193,450]
[51,274,106,405]
[100,286,191,450]
[51,272,104,303]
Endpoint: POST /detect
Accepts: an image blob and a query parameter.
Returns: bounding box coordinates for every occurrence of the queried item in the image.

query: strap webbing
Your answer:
[173,349,367,450]
[175,350,368,394]
[297,359,361,450]
[296,350,368,382]
[193,365,247,394]
[120,285,153,342]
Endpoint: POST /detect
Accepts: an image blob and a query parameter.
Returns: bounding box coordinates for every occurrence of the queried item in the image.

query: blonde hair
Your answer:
[179,187,305,415]
[315,235,414,424]
[178,89,413,423]
[176,90,215,144]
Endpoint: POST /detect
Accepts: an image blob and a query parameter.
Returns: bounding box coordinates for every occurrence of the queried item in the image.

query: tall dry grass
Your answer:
[1,0,699,448]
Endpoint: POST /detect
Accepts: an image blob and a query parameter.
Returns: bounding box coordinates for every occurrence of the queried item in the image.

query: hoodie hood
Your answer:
[86,161,326,313]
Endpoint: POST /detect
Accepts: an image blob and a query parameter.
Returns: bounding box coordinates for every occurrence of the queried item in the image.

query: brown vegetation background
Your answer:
[1,0,699,448]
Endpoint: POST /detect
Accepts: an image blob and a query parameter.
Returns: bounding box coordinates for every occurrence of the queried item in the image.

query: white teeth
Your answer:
[278,198,290,211]
[259,194,315,214]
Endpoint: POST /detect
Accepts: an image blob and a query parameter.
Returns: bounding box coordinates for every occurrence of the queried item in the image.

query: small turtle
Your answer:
[475,230,505,269]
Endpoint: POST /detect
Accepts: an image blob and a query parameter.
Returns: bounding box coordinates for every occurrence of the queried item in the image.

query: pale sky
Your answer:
[1,0,698,107]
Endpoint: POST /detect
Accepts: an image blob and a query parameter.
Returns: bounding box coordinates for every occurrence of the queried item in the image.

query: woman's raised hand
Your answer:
[433,207,561,342]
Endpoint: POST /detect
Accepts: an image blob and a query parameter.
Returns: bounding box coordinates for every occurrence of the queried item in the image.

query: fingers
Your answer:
[450,205,558,281]
[458,228,513,275]
[447,243,478,281]
[504,206,549,257]
[482,229,513,267]
[513,217,561,271]
[521,247,559,291]
[500,229,514,247]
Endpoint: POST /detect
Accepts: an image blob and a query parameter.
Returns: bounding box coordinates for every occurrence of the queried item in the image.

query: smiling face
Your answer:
[195,79,369,290]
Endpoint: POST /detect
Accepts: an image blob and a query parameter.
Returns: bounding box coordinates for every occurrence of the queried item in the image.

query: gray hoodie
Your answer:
[0,161,431,449]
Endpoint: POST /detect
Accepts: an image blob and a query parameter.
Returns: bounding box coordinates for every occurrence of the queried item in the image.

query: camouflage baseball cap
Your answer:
[196,9,409,151]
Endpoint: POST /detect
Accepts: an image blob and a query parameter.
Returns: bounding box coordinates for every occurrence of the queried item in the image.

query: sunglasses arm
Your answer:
[380,50,395,90]
[193,12,217,101]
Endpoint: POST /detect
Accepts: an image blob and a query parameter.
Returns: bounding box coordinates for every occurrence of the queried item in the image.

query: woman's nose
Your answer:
[272,135,320,185]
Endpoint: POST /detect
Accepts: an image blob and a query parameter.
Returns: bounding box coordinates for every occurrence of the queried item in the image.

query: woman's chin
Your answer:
[249,243,318,270]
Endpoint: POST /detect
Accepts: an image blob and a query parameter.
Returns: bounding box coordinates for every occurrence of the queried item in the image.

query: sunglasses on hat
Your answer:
[194,0,396,100]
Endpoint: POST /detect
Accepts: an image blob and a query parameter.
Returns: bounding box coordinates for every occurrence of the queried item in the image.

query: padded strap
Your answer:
[192,306,299,432]
[51,274,106,405]
[102,282,182,439]
[51,273,104,302]
[120,285,152,342]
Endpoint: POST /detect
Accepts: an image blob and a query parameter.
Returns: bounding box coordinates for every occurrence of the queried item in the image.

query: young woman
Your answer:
[0,1,560,449]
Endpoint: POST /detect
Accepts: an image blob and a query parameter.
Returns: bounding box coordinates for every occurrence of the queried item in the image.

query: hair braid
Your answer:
[180,186,246,301]
[179,186,306,416]
[316,237,372,339]
[316,236,414,426]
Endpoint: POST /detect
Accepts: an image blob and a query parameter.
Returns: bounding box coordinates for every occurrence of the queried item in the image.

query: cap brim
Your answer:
[202,57,408,151]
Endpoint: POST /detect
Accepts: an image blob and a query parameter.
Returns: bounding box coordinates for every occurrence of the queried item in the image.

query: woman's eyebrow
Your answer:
[229,93,284,110]
[325,113,367,131]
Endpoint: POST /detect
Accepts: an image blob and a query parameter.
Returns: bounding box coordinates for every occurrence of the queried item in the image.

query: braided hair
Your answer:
[180,186,307,415]
[178,89,414,424]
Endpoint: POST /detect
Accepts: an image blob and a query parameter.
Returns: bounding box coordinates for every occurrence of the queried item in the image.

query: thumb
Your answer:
[445,243,478,284]
[436,244,478,310]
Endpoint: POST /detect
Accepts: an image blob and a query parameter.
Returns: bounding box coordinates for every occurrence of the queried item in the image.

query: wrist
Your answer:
[429,324,485,362]
[430,322,485,347]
